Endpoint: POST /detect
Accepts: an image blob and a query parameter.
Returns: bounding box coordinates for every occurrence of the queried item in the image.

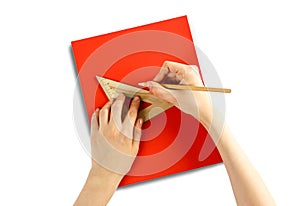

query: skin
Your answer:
[74,96,143,206]
[74,61,276,206]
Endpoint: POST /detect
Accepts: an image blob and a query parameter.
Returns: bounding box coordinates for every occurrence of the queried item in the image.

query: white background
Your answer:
[0,0,299,205]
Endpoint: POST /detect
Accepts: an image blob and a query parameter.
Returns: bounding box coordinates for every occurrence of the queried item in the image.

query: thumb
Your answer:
[147,81,177,105]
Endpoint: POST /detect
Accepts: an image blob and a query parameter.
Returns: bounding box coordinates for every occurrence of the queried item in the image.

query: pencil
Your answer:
[138,82,231,93]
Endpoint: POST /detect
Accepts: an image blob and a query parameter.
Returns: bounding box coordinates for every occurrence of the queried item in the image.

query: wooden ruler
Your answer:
[96,76,173,121]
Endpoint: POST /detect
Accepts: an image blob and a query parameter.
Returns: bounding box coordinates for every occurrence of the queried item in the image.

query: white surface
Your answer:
[0,0,299,205]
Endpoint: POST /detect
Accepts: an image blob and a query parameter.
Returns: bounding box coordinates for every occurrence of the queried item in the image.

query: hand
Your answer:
[90,94,143,177]
[74,94,143,206]
[146,61,213,127]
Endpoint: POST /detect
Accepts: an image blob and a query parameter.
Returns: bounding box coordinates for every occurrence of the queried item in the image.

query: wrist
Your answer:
[89,164,124,187]
[196,104,214,130]
[198,106,227,144]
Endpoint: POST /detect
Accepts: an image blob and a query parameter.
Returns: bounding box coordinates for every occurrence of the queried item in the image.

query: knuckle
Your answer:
[163,60,170,65]
[99,108,107,116]
[183,65,189,72]
[128,109,137,118]
[110,126,120,136]
[185,68,192,76]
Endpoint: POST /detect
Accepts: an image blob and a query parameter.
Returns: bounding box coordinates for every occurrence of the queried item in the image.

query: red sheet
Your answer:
[71,16,222,186]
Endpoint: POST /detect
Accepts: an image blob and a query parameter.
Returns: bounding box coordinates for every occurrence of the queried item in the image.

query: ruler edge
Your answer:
[96,76,173,121]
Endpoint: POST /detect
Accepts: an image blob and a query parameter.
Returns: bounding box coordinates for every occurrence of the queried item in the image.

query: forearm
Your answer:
[200,112,275,205]
[217,124,275,205]
[74,168,123,206]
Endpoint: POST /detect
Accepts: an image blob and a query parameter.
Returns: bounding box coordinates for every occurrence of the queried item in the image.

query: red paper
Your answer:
[71,16,222,186]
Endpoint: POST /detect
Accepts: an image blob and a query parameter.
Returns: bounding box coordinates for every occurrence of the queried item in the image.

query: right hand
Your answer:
[146,61,213,127]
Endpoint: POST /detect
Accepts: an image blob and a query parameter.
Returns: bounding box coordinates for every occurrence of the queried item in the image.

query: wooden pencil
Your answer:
[138,82,231,93]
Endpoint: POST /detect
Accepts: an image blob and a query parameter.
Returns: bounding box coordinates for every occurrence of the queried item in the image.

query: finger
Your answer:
[128,96,140,123]
[122,96,140,138]
[99,101,111,130]
[91,108,99,134]
[153,61,174,82]
[153,66,169,82]
[132,118,143,152]
[156,61,203,85]
[167,72,176,79]
[110,94,125,131]
[165,72,178,84]
[148,81,177,105]
[153,61,187,82]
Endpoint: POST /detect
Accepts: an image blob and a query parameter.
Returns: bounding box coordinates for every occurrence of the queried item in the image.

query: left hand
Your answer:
[90,94,143,177]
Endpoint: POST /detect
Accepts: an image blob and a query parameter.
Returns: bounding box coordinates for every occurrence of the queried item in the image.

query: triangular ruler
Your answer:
[96,76,173,122]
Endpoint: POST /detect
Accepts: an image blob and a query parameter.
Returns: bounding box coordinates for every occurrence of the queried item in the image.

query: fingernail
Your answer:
[133,96,139,101]
[117,93,125,100]
[139,118,143,125]
[96,108,99,112]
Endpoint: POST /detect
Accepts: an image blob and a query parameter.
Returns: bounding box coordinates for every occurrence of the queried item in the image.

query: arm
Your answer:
[74,167,122,206]
[149,61,275,206]
[213,123,276,206]
[74,95,143,206]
